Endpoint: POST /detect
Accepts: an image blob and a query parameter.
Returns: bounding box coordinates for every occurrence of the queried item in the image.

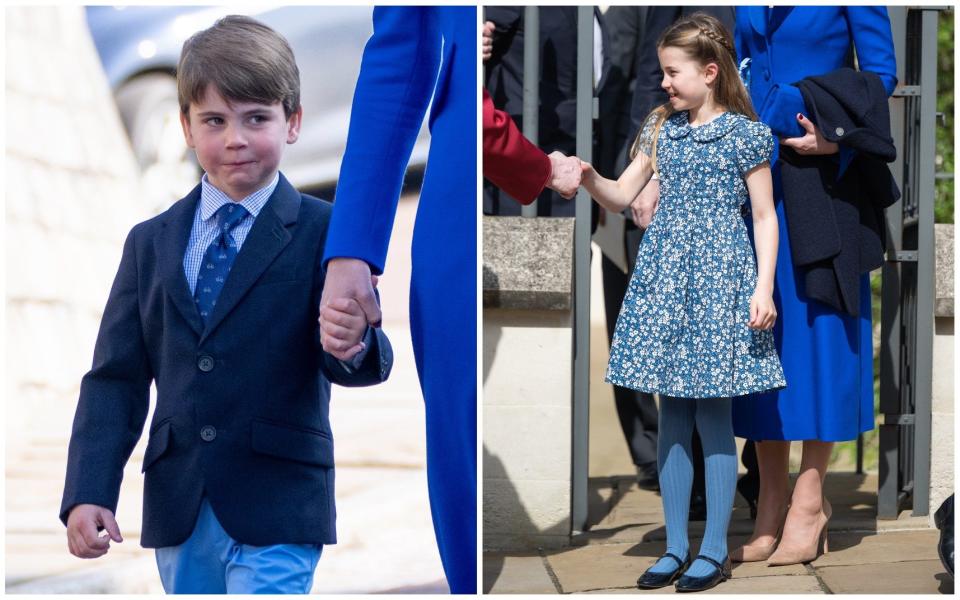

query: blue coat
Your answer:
[61,175,393,547]
[321,7,476,593]
[732,6,896,442]
[736,6,897,144]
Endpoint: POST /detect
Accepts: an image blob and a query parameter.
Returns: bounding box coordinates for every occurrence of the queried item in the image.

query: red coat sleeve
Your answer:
[482,89,551,205]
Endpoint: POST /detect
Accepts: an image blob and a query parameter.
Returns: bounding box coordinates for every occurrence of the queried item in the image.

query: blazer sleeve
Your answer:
[60,227,153,525]
[482,89,551,204]
[320,325,394,388]
[322,7,442,275]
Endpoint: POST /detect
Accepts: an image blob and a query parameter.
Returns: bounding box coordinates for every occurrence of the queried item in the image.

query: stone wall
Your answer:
[929,223,954,521]
[483,216,575,550]
[5,6,149,449]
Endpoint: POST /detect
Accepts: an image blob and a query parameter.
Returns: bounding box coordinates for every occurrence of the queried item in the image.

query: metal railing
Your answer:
[878,6,942,519]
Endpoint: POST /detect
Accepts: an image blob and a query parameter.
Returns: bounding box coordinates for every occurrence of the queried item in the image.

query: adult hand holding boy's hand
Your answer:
[320,257,381,361]
[66,504,123,559]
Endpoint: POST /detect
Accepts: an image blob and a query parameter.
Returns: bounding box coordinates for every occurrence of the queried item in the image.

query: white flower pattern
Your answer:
[606,110,786,398]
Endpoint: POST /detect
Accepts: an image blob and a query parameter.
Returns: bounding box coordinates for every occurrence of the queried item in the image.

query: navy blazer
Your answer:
[60,174,393,547]
[780,68,899,316]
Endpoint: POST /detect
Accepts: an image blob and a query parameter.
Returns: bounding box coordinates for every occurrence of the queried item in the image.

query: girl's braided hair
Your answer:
[630,12,758,170]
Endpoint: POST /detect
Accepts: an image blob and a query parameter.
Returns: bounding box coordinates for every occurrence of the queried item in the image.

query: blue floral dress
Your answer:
[605,110,786,399]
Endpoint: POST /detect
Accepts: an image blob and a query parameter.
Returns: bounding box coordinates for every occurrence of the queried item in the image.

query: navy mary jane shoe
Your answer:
[674,554,732,593]
[636,552,690,589]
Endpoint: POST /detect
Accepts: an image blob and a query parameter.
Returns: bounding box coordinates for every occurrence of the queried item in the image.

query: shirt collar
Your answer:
[666,110,738,142]
[199,173,279,222]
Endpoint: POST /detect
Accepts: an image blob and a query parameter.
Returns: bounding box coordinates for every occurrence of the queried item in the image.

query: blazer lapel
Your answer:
[747,6,767,38]
[156,185,205,338]
[198,174,300,345]
[767,6,794,36]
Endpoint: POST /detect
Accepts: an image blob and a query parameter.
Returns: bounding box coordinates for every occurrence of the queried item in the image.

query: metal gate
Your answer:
[878,6,943,519]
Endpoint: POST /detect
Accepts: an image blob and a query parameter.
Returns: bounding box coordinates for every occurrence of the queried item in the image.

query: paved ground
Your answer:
[483,247,952,594]
[6,194,449,594]
[484,472,951,594]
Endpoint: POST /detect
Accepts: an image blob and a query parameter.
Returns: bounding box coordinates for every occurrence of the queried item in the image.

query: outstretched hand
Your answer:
[320,258,382,361]
[780,113,839,155]
[66,504,123,559]
[547,151,583,199]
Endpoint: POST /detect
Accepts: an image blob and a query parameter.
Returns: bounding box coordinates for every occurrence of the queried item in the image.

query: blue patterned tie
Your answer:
[195,203,249,324]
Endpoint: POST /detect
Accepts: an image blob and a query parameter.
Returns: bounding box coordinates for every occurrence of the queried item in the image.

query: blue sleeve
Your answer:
[737,121,775,176]
[845,6,898,95]
[835,6,897,179]
[756,84,806,140]
[322,7,442,274]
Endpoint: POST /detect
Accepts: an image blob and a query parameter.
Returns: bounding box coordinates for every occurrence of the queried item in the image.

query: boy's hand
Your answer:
[320,298,368,361]
[748,293,777,331]
[66,504,123,559]
[320,257,382,334]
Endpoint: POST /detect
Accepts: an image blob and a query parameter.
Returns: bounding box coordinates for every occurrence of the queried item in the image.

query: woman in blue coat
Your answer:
[320,7,476,593]
[730,7,896,565]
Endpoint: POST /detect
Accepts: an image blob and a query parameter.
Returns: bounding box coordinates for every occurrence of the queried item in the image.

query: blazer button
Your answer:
[197,355,215,372]
[763,67,771,80]
[200,426,217,442]
[835,127,845,137]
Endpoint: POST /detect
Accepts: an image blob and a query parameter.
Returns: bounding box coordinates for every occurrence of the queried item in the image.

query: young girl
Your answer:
[580,13,785,593]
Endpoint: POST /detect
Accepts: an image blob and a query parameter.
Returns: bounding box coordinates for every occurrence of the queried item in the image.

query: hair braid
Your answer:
[697,25,737,63]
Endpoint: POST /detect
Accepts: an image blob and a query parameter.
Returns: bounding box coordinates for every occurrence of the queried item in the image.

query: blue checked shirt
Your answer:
[182,173,278,294]
[182,172,370,370]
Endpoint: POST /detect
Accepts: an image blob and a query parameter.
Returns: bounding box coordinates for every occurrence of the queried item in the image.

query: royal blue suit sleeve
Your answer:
[837,6,897,177]
[322,7,442,275]
[846,6,898,96]
[61,226,153,525]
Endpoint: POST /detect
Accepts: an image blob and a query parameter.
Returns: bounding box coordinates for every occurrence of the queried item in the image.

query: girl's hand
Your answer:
[579,160,597,182]
[780,113,839,155]
[748,292,777,331]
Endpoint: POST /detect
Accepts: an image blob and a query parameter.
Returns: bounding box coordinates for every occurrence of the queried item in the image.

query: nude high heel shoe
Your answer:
[730,505,788,563]
[766,498,832,566]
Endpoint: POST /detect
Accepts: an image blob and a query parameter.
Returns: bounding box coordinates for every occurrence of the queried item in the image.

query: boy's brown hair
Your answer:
[177,15,300,119]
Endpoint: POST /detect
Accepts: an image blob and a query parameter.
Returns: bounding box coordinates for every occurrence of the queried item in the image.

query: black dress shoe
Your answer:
[675,555,732,593]
[635,462,660,491]
[689,493,707,521]
[636,552,690,589]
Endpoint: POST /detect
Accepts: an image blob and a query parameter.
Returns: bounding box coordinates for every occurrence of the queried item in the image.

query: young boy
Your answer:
[59,16,392,594]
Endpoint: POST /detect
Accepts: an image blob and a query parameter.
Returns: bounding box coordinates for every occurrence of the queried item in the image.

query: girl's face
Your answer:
[658,46,718,112]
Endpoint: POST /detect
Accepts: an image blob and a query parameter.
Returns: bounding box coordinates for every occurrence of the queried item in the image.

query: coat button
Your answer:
[835,127,845,137]
[200,426,217,442]
[197,355,214,372]
[763,67,771,80]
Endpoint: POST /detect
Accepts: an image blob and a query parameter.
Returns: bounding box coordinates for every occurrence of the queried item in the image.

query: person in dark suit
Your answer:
[60,16,392,594]
[483,6,611,217]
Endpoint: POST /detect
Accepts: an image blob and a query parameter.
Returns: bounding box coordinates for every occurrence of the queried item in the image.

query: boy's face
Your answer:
[180,84,301,201]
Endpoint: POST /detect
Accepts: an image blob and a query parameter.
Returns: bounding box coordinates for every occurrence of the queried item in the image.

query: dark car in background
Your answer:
[85,6,429,196]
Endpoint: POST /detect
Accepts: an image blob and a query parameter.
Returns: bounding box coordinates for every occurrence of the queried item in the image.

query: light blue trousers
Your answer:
[154,498,323,594]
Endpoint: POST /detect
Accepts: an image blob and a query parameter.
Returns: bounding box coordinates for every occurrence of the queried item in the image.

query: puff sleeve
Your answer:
[633,110,660,158]
[736,120,775,176]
